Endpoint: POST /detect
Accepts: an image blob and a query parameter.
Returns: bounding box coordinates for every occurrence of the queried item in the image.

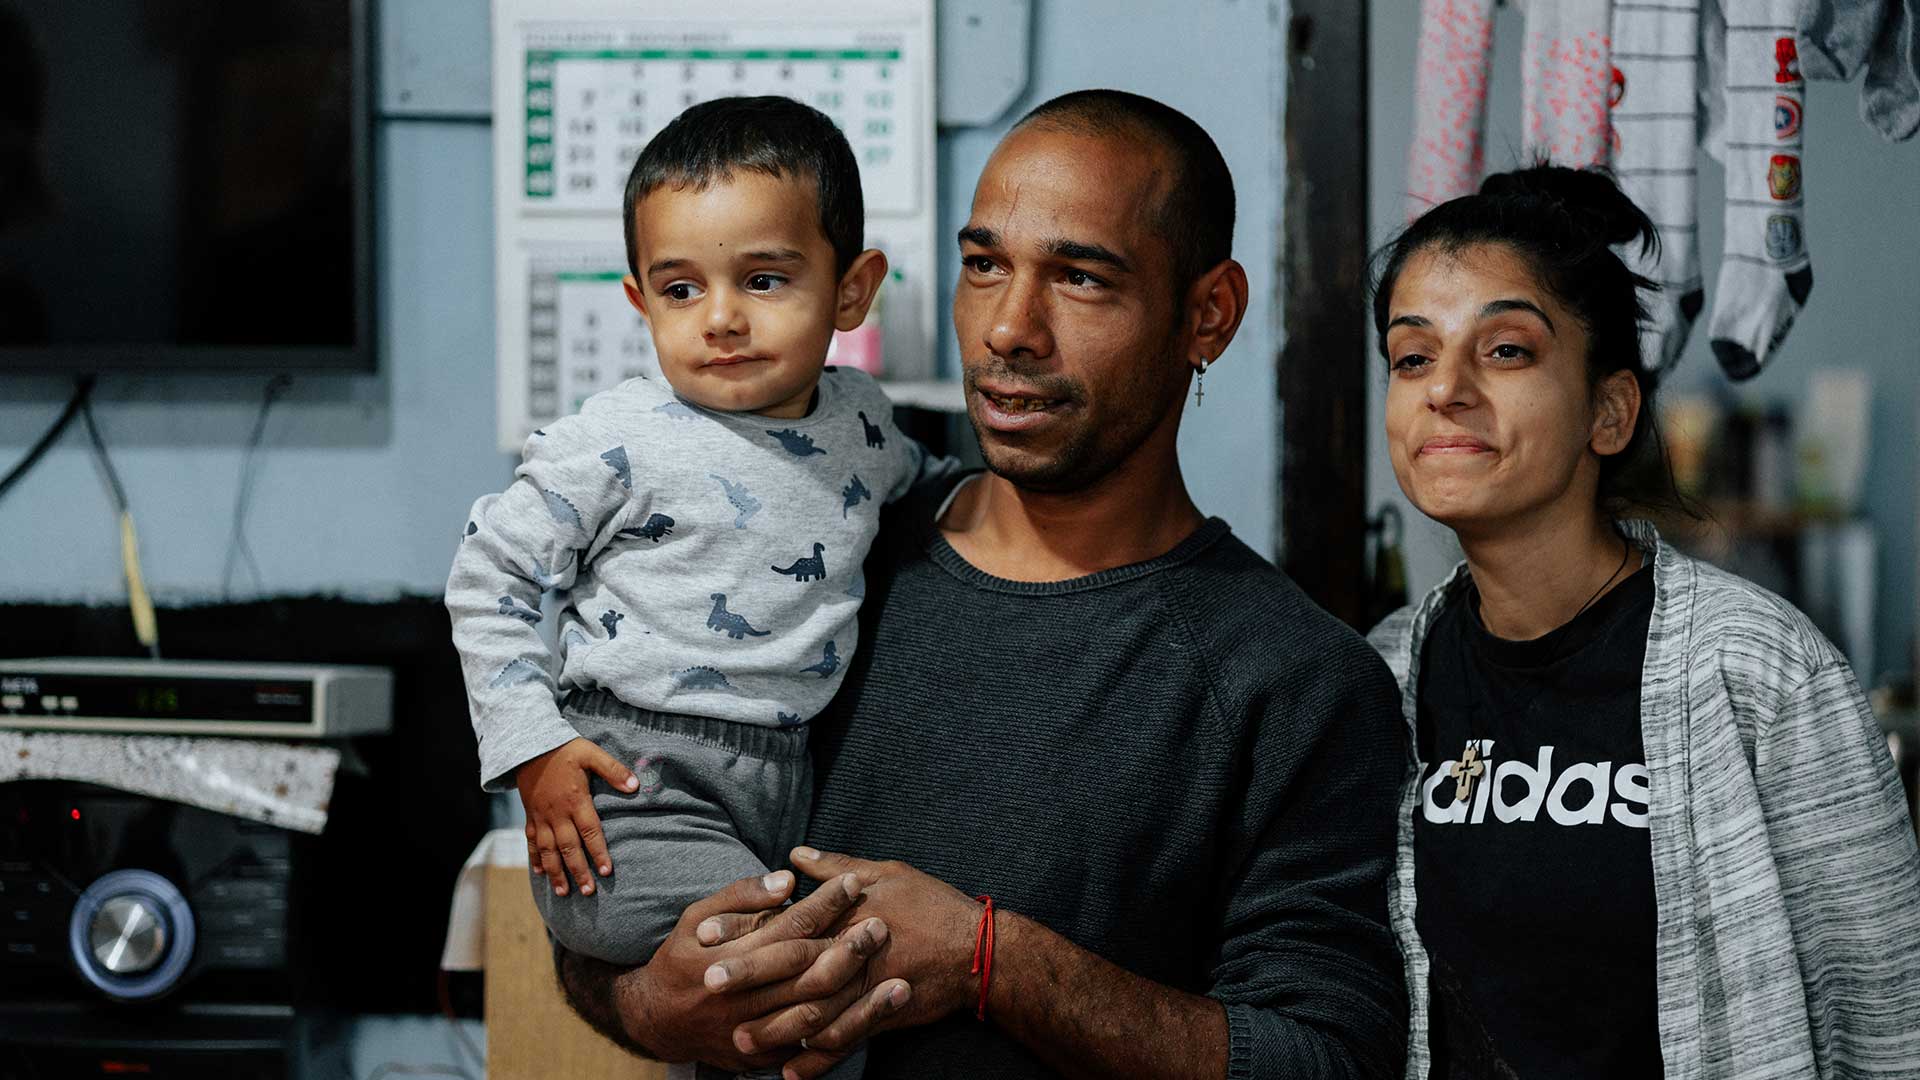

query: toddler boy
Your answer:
[447,97,945,1017]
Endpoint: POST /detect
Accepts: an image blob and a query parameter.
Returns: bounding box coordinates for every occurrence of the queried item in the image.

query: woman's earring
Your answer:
[1193,356,1211,406]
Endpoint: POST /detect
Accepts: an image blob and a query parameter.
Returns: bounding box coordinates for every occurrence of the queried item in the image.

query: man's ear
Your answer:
[834,249,890,332]
[1184,258,1249,368]
[622,274,650,323]
[1590,368,1643,457]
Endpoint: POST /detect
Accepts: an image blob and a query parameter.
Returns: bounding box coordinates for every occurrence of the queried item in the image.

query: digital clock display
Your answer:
[132,687,181,714]
[0,674,309,725]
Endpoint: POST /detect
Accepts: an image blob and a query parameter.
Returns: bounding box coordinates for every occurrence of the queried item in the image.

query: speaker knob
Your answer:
[89,895,168,974]
[68,869,196,1001]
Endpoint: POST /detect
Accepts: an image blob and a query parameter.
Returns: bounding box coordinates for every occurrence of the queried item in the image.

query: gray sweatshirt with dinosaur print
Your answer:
[448,368,941,791]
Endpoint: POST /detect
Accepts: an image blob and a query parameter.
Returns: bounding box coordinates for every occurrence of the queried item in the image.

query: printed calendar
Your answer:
[519,248,659,427]
[520,39,918,215]
[493,1,938,452]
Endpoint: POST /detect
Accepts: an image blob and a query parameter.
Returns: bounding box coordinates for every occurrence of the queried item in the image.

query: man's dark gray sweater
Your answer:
[805,479,1409,1079]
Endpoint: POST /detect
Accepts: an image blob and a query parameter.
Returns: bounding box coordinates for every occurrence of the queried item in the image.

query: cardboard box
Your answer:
[483,862,667,1080]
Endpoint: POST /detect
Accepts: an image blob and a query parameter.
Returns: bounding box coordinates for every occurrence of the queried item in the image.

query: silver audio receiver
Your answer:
[0,658,392,738]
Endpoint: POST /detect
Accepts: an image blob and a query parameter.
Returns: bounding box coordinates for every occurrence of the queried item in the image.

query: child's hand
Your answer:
[517,738,639,897]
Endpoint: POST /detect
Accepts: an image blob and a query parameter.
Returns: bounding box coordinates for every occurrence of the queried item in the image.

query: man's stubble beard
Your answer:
[964,330,1183,496]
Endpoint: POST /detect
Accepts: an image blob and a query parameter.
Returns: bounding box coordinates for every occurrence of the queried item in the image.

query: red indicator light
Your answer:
[69,808,81,821]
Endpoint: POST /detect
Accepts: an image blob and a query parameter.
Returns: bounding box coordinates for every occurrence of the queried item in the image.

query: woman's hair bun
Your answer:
[1480,164,1656,255]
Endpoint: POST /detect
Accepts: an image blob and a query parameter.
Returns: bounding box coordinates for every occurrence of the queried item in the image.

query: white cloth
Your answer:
[439,827,529,972]
[0,730,338,834]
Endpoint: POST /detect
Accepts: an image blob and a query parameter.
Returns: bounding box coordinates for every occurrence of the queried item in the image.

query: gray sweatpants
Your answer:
[537,690,862,1080]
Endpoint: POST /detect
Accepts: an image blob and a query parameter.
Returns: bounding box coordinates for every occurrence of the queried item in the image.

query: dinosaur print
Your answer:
[465,521,477,537]
[857,410,886,449]
[673,666,733,691]
[655,400,697,421]
[600,610,625,639]
[765,428,828,457]
[800,641,839,678]
[616,513,675,543]
[599,446,633,490]
[488,658,544,689]
[776,712,803,727]
[772,543,827,582]
[497,596,542,625]
[705,594,770,639]
[541,489,583,531]
[633,753,666,794]
[710,474,761,529]
[841,474,871,518]
[533,429,547,436]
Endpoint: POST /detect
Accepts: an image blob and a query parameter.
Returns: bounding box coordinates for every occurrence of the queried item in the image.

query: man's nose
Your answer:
[983,275,1054,360]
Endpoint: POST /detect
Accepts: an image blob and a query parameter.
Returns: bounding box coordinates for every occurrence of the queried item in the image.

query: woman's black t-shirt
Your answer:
[1413,565,1662,1079]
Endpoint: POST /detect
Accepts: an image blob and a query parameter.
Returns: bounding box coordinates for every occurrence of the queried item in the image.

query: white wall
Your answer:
[0,0,1290,613]
[1368,2,1920,679]
[933,0,1289,557]
[0,120,507,603]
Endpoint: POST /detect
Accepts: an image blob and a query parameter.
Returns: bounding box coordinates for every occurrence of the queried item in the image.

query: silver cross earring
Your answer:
[1193,356,1211,406]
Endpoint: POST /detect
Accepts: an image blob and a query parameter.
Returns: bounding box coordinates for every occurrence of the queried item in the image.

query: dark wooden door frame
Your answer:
[1279,1,1370,628]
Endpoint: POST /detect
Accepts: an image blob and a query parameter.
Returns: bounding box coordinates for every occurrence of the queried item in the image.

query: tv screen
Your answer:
[0,0,373,372]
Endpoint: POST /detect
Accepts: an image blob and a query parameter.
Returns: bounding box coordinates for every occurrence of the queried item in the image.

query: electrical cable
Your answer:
[0,375,93,505]
[79,397,160,659]
[222,374,292,599]
[78,398,128,513]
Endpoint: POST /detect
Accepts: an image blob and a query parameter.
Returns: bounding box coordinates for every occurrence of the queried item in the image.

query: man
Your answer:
[555,89,1407,1080]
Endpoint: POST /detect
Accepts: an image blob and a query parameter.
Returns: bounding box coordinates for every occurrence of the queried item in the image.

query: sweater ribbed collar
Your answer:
[917,473,1234,595]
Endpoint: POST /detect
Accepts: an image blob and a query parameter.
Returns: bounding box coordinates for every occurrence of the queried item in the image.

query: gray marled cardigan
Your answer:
[1368,521,1920,1079]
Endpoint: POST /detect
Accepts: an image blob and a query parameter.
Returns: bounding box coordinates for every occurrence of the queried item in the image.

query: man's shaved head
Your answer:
[1014,89,1235,296]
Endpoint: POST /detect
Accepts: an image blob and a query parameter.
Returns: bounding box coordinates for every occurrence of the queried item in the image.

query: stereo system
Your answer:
[1,781,303,1003]
[0,658,393,738]
[0,659,393,1079]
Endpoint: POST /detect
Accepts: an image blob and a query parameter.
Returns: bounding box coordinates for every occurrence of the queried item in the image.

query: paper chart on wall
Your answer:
[492,0,938,453]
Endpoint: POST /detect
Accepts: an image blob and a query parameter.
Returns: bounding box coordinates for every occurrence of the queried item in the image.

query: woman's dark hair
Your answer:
[1369,163,1691,518]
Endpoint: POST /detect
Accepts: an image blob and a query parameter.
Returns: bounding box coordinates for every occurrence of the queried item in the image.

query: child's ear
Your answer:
[833,249,889,332]
[622,274,650,322]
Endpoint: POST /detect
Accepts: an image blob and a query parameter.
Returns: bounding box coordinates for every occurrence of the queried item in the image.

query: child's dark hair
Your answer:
[1370,164,1689,518]
[622,95,864,278]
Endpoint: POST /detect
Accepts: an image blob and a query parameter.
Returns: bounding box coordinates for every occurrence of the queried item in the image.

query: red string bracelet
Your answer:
[970,895,995,1021]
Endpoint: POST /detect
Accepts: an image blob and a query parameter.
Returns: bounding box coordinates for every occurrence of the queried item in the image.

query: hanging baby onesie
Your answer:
[1611,0,1706,373]
[1521,0,1616,166]
[1860,0,1920,139]
[1799,0,1920,141]
[1408,0,1500,220]
[1704,0,1812,379]
[1406,0,1614,221]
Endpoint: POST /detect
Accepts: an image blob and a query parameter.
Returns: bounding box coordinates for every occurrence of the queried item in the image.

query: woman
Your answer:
[1367,165,1920,1079]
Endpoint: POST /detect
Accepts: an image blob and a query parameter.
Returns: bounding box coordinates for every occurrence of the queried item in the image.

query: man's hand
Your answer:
[753,848,983,1079]
[516,737,638,896]
[626,867,914,1073]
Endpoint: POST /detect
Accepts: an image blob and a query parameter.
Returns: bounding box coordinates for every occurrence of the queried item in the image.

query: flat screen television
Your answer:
[0,0,373,372]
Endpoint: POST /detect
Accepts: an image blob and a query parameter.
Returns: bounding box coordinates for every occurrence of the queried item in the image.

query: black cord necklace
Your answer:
[1447,535,1635,804]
